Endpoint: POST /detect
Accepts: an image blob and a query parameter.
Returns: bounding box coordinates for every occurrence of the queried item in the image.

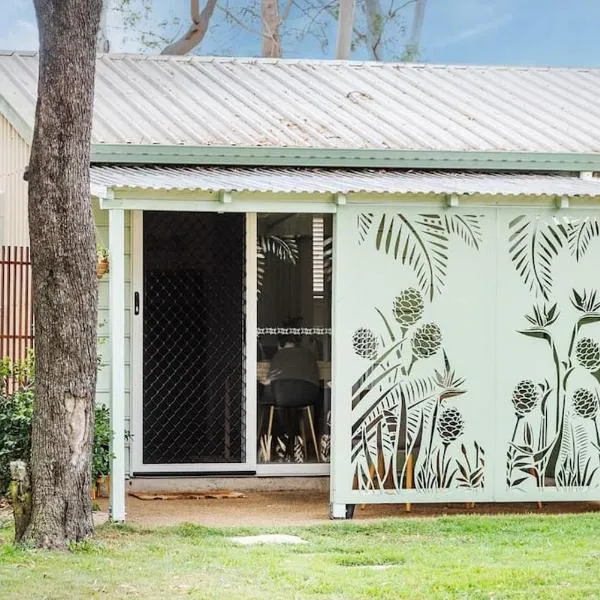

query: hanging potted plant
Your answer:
[96,244,109,280]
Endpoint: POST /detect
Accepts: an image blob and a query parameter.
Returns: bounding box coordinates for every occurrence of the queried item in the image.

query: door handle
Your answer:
[134,291,140,315]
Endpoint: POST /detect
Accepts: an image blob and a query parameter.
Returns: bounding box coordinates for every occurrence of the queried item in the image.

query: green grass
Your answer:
[1,513,600,599]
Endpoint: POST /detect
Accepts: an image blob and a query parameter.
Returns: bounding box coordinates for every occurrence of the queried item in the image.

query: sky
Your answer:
[2,0,600,68]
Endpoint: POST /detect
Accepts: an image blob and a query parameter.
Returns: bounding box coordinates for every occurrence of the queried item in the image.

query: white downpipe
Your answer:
[109,208,126,522]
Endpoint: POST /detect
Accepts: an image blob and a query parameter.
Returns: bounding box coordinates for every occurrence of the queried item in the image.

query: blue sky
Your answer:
[2,0,600,67]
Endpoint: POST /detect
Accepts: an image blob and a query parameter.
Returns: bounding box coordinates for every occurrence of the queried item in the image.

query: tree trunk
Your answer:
[335,0,355,59]
[21,0,102,549]
[161,0,218,56]
[363,0,383,61]
[404,0,427,61]
[262,0,282,58]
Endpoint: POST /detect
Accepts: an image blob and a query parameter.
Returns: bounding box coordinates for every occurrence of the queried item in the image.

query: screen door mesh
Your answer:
[142,212,245,465]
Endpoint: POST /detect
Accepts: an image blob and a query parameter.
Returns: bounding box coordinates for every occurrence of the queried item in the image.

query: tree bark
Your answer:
[262,0,282,58]
[21,0,102,549]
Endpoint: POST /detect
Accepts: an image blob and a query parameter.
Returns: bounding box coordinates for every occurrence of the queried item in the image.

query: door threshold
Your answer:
[256,464,330,477]
[132,470,256,477]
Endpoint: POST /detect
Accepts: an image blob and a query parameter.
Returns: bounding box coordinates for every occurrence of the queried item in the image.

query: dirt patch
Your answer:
[92,492,600,528]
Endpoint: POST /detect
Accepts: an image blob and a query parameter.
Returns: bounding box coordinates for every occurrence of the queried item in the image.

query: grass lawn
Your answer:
[1,512,600,599]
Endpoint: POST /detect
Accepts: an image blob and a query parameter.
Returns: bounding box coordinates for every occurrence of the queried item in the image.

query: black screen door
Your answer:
[142,212,245,465]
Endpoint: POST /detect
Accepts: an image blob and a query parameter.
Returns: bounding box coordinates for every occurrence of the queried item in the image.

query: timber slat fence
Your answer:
[1,246,33,364]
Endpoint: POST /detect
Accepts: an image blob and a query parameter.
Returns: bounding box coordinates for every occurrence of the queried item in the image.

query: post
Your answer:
[335,0,355,60]
[9,461,31,541]
[109,208,126,521]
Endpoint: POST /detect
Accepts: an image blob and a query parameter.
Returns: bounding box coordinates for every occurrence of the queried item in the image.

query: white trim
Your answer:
[245,213,258,471]
[130,211,144,474]
[256,463,330,477]
[100,196,338,214]
[130,210,255,474]
[109,208,126,522]
[329,213,342,507]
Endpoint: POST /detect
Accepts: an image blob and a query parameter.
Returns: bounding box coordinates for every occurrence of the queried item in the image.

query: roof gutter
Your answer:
[90,144,600,172]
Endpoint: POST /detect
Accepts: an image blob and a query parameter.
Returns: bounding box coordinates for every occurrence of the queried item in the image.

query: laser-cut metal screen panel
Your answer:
[143,212,245,465]
[333,204,600,506]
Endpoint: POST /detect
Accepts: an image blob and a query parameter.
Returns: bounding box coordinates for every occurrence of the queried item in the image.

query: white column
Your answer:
[109,208,126,522]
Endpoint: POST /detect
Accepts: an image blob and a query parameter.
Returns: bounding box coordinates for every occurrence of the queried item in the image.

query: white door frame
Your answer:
[130,211,258,474]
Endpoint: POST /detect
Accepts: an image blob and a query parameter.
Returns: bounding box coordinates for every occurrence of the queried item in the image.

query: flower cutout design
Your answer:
[352,328,379,360]
[511,380,540,417]
[411,323,442,359]
[392,288,424,327]
[575,338,600,372]
[437,407,465,443]
[572,388,599,419]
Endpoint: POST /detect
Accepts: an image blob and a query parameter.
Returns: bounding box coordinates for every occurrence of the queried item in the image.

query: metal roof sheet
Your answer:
[2,52,600,155]
[89,166,600,197]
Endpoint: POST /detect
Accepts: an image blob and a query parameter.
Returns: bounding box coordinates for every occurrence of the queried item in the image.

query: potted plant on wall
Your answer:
[96,244,109,280]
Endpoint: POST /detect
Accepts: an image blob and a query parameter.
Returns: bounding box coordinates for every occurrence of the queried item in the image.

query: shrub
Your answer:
[0,353,114,492]
[92,404,112,479]
[0,354,34,491]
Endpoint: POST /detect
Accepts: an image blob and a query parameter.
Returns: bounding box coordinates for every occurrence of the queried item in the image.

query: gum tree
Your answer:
[21,0,102,548]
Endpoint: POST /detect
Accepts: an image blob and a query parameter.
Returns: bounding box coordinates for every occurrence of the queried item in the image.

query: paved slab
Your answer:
[229,534,307,545]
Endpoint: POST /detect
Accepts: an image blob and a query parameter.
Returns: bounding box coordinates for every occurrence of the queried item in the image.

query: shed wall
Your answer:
[0,114,29,246]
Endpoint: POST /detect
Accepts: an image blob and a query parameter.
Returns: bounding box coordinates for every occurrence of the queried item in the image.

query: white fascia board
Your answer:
[99,191,338,213]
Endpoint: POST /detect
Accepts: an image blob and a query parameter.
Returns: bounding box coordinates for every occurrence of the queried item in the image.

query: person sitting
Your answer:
[267,334,319,388]
[263,335,320,461]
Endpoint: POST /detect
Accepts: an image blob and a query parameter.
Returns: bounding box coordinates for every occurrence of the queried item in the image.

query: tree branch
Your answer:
[161,0,218,55]
[279,0,295,25]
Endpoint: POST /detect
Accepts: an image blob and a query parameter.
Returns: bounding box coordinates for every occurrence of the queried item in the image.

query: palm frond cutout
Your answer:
[357,213,374,244]
[508,215,568,300]
[444,214,483,250]
[375,213,449,301]
[358,212,482,300]
[568,216,600,262]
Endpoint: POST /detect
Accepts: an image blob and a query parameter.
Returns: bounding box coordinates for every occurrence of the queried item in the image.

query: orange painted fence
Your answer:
[0,246,33,364]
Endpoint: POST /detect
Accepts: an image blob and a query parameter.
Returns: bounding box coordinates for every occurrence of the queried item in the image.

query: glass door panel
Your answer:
[256,214,333,465]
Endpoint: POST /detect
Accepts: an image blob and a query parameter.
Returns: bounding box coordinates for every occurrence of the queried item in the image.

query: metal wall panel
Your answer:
[332,203,600,505]
[0,114,29,246]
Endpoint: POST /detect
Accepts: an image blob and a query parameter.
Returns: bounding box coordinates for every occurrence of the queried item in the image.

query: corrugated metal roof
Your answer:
[89,166,600,197]
[2,52,600,155]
